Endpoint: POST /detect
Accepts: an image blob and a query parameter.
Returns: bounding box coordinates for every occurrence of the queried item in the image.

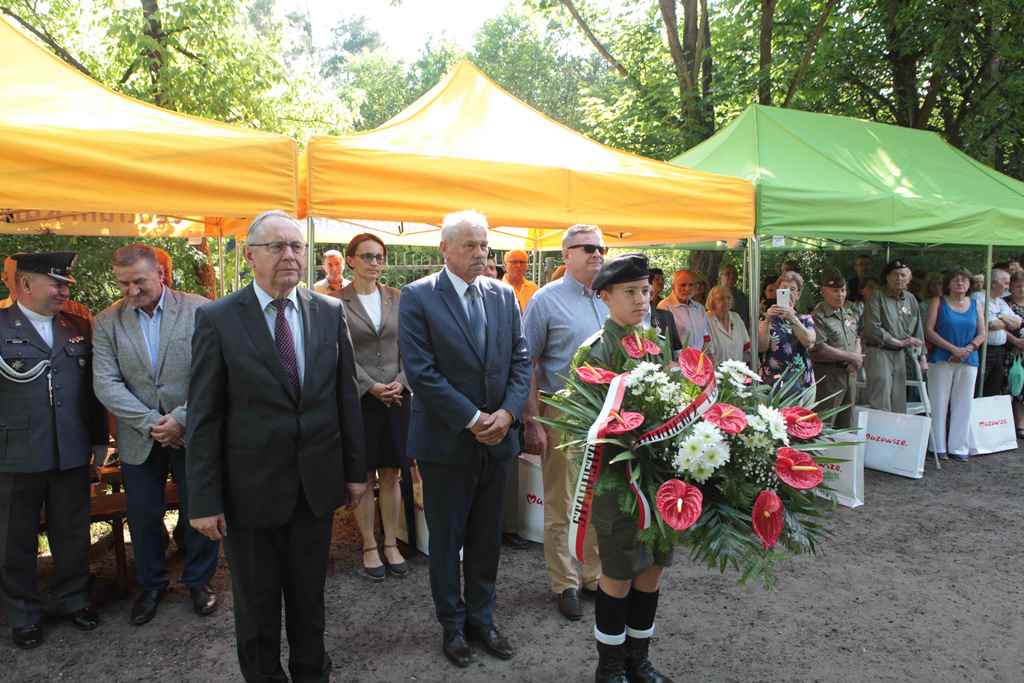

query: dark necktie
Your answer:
[465,285,486,356]
[272,299,300,394]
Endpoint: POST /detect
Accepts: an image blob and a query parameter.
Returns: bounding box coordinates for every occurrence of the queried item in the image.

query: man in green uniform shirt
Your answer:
[811,268,864,428]
[862,259,927,413]
[575,253,673,683]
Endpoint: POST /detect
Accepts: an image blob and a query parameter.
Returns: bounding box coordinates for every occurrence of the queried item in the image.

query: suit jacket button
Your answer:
[56,401,63,407]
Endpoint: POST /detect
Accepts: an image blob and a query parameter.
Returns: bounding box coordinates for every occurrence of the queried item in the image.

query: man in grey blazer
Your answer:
[93,244,219,626]
[399,210,531,669]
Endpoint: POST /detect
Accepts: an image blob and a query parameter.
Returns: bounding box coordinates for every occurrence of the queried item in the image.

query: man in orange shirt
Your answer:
[503,250,538,313]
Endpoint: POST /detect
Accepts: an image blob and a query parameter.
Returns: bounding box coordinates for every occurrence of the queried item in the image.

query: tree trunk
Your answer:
[700,0,714,127]
[884,0,918,126]
[759,0,776,106]
[688,250,724,291]
[141,0,165,106]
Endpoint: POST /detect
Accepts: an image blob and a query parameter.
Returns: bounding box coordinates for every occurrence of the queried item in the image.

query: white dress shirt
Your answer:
[443,267,486,428]
[253,282,305,387]
[18,302,54,348]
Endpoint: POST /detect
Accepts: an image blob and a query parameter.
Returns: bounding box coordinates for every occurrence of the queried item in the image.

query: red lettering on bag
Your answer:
[866,432,909,447]
[977,419,1008,427]
[526,494,543,506]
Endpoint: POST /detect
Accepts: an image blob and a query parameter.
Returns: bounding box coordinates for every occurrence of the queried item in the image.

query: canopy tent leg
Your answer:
[533,232,541,284]
[748,237,760,371]
[884,243,891,264]
[234,240,241,292]
[306,217,316,287]
[217,234,225,298]
[977,244,994,398]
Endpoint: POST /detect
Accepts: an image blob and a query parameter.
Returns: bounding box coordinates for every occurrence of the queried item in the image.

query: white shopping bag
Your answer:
[814,411,865,508]
[853,407,930,479]
[969,395,1018,455]
[517,454,544,543]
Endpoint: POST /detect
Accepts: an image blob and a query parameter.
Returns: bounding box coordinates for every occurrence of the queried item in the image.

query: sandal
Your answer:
[382,544,408,578]
[361,547,385,582]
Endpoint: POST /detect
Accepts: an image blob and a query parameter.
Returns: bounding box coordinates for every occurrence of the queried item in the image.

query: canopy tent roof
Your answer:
[301,61,754,249]
[0,17,297,237]
[672,104,1024,247]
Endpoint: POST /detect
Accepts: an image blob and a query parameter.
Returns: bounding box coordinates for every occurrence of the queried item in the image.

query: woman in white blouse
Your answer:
[706,285,750,364]
[339,234,410,581]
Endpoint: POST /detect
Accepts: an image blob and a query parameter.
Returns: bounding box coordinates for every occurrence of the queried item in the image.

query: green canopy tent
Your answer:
[672,104,1024,388]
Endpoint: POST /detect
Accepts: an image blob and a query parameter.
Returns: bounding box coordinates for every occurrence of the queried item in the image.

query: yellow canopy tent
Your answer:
[300,61,754,249]
[0,17,297,238]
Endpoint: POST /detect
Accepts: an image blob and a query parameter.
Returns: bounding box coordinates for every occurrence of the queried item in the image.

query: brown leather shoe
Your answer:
[558,588,583,620]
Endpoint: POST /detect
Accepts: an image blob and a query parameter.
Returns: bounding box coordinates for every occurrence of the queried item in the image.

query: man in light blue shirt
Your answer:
[657,269,710,350]
[522,224,607,621]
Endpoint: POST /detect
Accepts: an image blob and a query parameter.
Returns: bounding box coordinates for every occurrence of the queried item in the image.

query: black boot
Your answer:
[595,641,629,683]
[625,636,674,683]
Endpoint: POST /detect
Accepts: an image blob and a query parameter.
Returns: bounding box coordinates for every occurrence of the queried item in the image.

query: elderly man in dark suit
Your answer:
[0,252,107,649]
[399,210,531,669]
[93,244,219,626]
[186,211,366,683]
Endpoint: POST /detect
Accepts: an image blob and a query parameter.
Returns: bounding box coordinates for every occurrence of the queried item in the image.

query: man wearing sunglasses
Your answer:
[502,250,538,313]
[657,269,711,351]
[522,224,608,622]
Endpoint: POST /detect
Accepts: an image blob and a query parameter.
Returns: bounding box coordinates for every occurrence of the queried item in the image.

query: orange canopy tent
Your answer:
[300,61,754,249]
[0,17,297,238]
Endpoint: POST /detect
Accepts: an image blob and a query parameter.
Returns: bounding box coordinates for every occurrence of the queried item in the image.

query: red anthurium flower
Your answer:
[622,331,658,359]
[775,448,824,490]
[656,479,703,531]
[752,490,784,550]
[678,348,714,387]
[604,411,645,435]
[780,407,824,439]
[576,364,617,384]
[703,403,748,435]
[642,338,662,355]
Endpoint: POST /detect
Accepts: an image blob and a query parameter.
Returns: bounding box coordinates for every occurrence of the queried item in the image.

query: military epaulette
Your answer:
[579,328,605,350]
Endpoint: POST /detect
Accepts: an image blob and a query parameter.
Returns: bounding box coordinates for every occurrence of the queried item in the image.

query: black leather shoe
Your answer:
[502,532,531,549]
[558,587,583,621]
[68,606,100,631]
[465,623,514,660]
[12,624,43,649]
[189,584,218,616]
[131,589,165,626]
[442,631,472,668]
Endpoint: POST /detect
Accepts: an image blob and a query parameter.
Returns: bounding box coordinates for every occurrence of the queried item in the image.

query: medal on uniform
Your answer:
[13,319,21,327]
[11,359,24,371]
[78,357,87,367]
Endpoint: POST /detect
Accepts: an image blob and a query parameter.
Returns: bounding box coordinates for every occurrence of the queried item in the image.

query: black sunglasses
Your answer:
[567,244,607,255]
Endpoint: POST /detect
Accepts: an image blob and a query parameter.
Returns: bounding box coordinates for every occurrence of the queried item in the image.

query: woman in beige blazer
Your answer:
[340,234,411,581]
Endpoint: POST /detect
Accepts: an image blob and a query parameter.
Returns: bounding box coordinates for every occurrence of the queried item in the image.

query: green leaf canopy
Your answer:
[672,105,1024,246]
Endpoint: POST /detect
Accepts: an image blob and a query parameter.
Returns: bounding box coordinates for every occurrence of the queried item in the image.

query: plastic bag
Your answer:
[1009,356,1024,397]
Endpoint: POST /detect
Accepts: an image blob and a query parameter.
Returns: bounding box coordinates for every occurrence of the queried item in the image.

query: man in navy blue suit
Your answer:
[399,210,531,669]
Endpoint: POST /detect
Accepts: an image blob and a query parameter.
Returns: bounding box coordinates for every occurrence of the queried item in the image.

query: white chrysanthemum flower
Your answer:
[692,421,724,446]
[747,415,768,432]
[702,442,730,469]
[676,437,703,469]
[689,460,715,483]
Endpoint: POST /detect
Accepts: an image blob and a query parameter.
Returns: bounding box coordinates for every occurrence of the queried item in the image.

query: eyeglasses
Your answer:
[250,241,307,255]
[355,253,385,264]
[567,244,607,255]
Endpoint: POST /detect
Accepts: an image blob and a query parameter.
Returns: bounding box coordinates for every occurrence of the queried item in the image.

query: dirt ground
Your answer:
[2,449,1022,683]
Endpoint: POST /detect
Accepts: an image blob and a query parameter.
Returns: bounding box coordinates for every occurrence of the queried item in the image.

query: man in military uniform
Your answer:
[811,269,864,428]
[2,255,93,323]
[0,252,107,649]
[863,259,927,413]
[576,254,673,683]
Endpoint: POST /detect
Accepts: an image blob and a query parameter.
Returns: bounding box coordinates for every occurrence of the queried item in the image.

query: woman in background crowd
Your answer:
[758,271,816,397]
[1004,271,1024,437]
[924,267,985,461]
[919,272,944,326]
[341,233,411,581]
[759,277,778,316]
[706,285,749,364]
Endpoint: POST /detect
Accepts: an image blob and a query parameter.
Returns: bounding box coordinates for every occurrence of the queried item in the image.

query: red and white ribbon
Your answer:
[568,373,628,561]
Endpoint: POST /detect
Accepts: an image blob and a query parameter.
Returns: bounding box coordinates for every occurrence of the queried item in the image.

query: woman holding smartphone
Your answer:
[758,271,817,397]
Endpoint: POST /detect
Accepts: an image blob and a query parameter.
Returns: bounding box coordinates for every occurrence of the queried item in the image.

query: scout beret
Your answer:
[820,267,846,289]
[882,259,911,278]
[592,253,649,292]
[11,251,77,284]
